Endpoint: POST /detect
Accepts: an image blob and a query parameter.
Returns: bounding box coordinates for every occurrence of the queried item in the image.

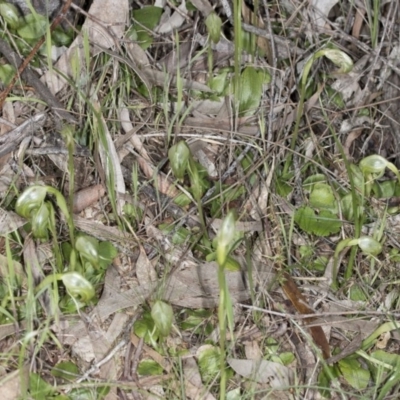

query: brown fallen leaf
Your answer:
[281,272,331,359]
[73,184,106,213]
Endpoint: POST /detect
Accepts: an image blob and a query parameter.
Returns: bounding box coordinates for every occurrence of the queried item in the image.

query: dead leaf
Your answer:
[244,340,263,361]
[228,358,293,389]
[42,0,129,94]
[135,246,157,286]
[281,272,331,359]
[183,356,216,400]
[0,209,26,235]
[133,154,179,198]
[119,107,150,161]
[72,184,106,213]
[309,0,339,28]
[156,0,188,33]
[0,367,29,400]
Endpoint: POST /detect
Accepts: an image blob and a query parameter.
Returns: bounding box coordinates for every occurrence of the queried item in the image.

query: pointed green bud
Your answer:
[216,210,236,266]
[16,186,48,218]
[205,12,222,44]
[151,300,173,337]
[168,141,191,181]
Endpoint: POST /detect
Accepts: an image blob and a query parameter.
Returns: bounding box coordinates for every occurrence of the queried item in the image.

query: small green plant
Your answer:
[15,185,117,311]
[215,210,237,398]
[0,2,73,51]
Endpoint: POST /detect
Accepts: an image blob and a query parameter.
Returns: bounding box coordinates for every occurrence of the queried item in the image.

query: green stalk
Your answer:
[320,104,361,286]
[218,260,227,399]
[233,0,242,113]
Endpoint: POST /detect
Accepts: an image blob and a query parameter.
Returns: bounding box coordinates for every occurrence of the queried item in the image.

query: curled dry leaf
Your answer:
[119,107,150,161]
[156,0,188,34]
[135,246,157,286]
[73,184,106,213]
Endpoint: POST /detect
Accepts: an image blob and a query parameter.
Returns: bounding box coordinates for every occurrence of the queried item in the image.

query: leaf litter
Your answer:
[1,0,400,398]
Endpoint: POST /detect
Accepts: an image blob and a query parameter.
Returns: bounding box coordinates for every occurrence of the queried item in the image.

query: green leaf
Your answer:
[174,192,192,207]
[294,206,341,236]
[339,357,370,390]
[17,14,48,40]
[314,210,342,236]
[132,6,163,50]
[198,345,221,381]
[372,180,396,198]
[134,313,155,338]
[209,69,230,94]
[303,174,327,191]
[69,388,98,400]
[309,183,337,210]
[29,373,54,399]
[98,241,118,267]
[137,359,164,376]
[371,350,400,367]
[224,255,241,271]
[52,27,73,46]
[238,66,264,116]
[349,284,367,301]
[0,64,16,86]
[51,361,79,381]
[294,206,315,233]
[279,352,295,365]
[318,365,339,398]
[151,300,173,337]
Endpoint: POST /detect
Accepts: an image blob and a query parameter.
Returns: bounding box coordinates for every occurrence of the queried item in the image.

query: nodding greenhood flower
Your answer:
[0,3,21,29]
[75,234,99,268]
[335,236,382,259]
[16,185,48,218]
[359,155,400,182]
[349,236,383,256]
[321,49,353,74]
[31,202,50,240]
[61,272,95,304]
[168,141,191,181]
[216,211,236,267]
[333,235,382,287]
